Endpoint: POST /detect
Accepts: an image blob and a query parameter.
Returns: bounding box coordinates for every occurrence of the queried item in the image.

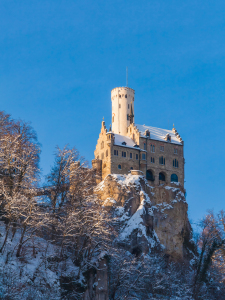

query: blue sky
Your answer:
[1,0,225,224]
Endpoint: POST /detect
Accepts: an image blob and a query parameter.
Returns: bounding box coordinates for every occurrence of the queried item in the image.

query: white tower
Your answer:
[111,87,135,136]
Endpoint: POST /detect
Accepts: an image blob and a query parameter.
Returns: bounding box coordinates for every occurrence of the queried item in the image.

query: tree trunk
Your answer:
[0,224,10,253]
[16,226,26,257]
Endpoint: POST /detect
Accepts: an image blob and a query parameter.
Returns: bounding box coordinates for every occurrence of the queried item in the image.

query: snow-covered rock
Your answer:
[95,174,193,260]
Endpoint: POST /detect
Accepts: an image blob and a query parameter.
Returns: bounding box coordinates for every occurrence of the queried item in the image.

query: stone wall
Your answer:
[93,122,184,186]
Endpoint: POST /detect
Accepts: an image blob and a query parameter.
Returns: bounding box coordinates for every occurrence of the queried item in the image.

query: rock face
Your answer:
[83,174,194,299]
[95,174,192,260]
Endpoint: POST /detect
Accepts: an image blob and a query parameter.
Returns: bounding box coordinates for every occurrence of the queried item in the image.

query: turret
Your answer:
[111,87,135,135]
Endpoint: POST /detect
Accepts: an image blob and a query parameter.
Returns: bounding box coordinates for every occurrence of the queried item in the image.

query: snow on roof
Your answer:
[108,132,144,150]
[135,124,182,145]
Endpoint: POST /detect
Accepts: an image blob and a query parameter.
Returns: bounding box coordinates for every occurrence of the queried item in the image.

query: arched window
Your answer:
[171,174,178,182]
[106,149,108,157]
[159,156,165,165]
[118,164,121,170]
[173,159,179,168]
[151,145,155,153]
[146,170,154,181]
[159,172,165,181]
[144,143,146,150]
[101,153,104,160]
[130,167,133,170]
[101,141,104,149]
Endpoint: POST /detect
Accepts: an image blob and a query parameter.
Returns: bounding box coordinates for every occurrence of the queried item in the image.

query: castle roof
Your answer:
[136,124,182,145]
[107,132,145,151]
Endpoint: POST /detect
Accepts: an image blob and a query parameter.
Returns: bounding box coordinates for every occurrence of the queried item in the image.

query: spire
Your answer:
[129,104,134,124]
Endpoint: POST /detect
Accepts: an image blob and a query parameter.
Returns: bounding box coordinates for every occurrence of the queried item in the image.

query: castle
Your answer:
[92,86,184,186]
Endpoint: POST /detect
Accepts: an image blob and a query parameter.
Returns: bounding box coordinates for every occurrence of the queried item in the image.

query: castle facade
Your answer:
[92,86,184,186]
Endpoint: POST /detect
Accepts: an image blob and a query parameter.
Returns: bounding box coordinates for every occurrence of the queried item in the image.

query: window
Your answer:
[128,104,129,109]
[114,150,118,156]
[101,153,104,159]
[146,170,154,181]
[106,149,108,157]
[122,141,127,145]
[145,130,150,137]
[151,144,155,153]
[127,114,129,120]
[125,94,127,98]
[118,164,121,170]
[174,148,178,154]
[142,153,146,160]
[160,146,164,152]
[144,143,146,150]
[119,95,121,98]
[173,159,179,168]
[159,172,165,181]
[136,154,139,160]
[130,153,132,159]
[101,141,104,149]
[130,167,133,170]
[122,151,126,157]
[171,174,178,182]
[119,104,121,108]
[159,156,165,165]
[151,157,155,163]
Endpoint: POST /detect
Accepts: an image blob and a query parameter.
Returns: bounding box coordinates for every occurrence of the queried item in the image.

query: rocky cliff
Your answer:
[95,173,193,260]
[83,173,195,300]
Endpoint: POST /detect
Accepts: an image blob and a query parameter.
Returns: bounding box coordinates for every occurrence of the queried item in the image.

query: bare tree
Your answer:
[0,112,40,254]
[193,211,225,298]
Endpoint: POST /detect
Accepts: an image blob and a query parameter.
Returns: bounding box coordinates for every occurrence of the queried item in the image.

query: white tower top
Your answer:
[111,87,135,136]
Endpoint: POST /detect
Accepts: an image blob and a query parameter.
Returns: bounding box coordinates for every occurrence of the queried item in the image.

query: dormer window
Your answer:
[145,129,150,137]
[122,141,127,145]
[165,133,171,142]
[134,144,139,148]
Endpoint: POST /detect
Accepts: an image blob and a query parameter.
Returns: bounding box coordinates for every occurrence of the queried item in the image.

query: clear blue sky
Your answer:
[1,0,225,224]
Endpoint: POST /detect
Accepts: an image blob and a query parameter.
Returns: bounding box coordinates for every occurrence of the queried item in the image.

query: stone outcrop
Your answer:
[83,174,194,299]
[95,173,193,260]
